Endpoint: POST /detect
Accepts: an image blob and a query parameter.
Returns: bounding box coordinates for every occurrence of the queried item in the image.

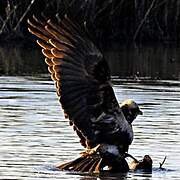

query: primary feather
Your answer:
[28,15,136,172]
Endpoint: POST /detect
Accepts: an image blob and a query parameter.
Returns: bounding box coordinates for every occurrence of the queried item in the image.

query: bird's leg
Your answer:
[125,153,139,163]
[80,144,101,157]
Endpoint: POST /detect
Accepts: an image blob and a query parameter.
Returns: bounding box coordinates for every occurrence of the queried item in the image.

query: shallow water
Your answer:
[0,76,180,179]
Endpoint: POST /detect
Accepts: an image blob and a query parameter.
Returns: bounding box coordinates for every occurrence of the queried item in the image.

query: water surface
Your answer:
[0,76,180,179]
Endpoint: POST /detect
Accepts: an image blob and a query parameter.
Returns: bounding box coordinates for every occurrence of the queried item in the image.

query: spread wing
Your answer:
[28,15,133,149]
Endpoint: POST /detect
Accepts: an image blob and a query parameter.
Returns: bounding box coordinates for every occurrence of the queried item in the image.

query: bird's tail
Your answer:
[56,144,130,173]
[56,153,103,173]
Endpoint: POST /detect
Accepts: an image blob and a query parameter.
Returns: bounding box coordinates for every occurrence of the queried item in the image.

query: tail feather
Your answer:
[56,144,130,173]
[57,156,85,170]
[79,159,95,172]
[89,158,102,172]
[57,153,103,173]
[73,157,94,171]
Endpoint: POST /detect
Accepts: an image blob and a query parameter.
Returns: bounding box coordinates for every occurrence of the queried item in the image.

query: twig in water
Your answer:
[159,156,167,169]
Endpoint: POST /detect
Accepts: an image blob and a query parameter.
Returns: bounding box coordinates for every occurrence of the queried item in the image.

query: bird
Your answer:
[27,14,143,173]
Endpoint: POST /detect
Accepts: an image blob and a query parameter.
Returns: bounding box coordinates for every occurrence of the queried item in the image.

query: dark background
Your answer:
[1,0,180,43]
[0,0,180,79]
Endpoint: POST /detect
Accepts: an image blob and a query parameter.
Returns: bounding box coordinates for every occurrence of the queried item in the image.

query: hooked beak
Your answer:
[138,109,143,115]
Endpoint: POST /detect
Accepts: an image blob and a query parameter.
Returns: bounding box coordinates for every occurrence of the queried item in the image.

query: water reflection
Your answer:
[105,43,180,80]
[1,76,180,179]
[0,43,180,79]
[0,43,46,75]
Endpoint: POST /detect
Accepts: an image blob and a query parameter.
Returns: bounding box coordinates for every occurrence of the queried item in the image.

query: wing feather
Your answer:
[37,40,52,50]
[28,15,133,148]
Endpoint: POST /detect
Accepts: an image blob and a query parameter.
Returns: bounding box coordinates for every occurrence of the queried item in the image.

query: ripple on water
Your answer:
[1,76,180,179]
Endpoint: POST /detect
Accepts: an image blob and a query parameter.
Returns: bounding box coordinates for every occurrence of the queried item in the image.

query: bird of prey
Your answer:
[28,15,142,173]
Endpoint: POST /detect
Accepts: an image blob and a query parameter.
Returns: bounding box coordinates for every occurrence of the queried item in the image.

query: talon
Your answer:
[80,144,101,156]
[125,153,139,163]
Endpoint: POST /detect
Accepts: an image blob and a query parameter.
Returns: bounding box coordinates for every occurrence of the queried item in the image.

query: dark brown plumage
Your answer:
[28,15,142,173]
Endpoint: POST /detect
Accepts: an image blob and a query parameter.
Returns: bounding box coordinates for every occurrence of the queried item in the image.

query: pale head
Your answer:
[120,99,143,124]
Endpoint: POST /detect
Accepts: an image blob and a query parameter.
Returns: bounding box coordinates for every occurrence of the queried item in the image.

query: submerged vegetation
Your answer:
[0,0,180,43]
